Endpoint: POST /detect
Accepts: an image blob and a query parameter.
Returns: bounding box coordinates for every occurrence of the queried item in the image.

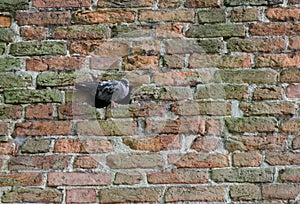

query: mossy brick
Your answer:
[186,24,246,38]
[0,43,5,54]
[37,72,77,87]
[111,25,152,38]
[0,28,14,42]
[4,89,62,104]
[0,73,32,88]
[0,58,21,72]
[198,9,226,23]
[10,41,67,56]
[98,0,154,7]
[0,0,28,11]
[21,138,51,153]
[224,0,283,6]
[52,24,110,40]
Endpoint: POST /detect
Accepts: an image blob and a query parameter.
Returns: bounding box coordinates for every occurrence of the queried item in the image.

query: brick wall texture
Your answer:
[0,0,300,203]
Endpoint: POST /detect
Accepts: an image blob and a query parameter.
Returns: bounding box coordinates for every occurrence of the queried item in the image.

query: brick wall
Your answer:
[0,0,300,203]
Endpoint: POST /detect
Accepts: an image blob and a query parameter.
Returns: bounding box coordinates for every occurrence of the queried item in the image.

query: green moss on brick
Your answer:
[0,0,28,11]
[0,73,32,88]
[37,72,77,87]
[0,29,14,42]
[0,43,6,54]
[0,58,21,72]
[224,0,283,6]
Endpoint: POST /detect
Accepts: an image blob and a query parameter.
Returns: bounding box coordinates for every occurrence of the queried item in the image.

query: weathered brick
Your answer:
[10,41,67,56]
[9,155,69,170]
[90,56,120,70]
[158,0,181,8]
[20,27,47,41]
[4,89,63,104]
[228,37,285,52]
[230,184,261,201]
[114,171,142,185]
[33,0,91,8]
[21,138,51,153]
[265,151,300,165]
[163,55,185,68]
[153,71,212,86]
[139,10,195,23]
[185,0,221,7]
[48,172,110,186]
[256,53,300,68]
[232,151,262,167]
[214,69,278,84]
[106,153,164,169]
[226,135,287,151]
[198,9,226,23]
[165,39,223,54]
[77,120,137,136]
[58,104,97,120]
[26,56,85,71]
[186,24,246,38]
[123,56,159,70]
[168,153,229,168]
[191,136,223,152]
[132,40,160,55]
[253,86,283,100]
[289,36,300,50]
[75,10,136,24]
[281,68,300,83]
[278,168,300,183]
[148,169,208,184]
[0,122,9,136]
[54,139,114,153]
[111,25,152,38]
[0,73,31,88]
[70,40,129,56]
[0,105,22,120]
[293,136,300,149]
[74,156,98,169]
[0,142,18,155]
[231,8,260,22]
[156,24,183,38]
[0,28,14,42]
[0,43,5,54]
[0,58,20,72]
[226,117,278,133]
[98,0,154,7]
[12,121,72,137]
[195,84,249,100]
[286,84,300,98]
[189,53,252,68]
[240,101,295,116]
[262,184,300,200]
[0,0,28,11]
[99,187,164,203]
[52,24,110,40]
[37,72,77,87]
[165,186,226,202]
[212,167,274,183]
[123,135,180,151]
[0,173,43,187]
[224,0,283,6]
[266,8,300,21]
[15,11,71,26]
[0,15,11,28]
[66,189,96,203]
[1,187,62,203]
[281,118,300,133]
[250,22,300,36]
[25,104,53,120]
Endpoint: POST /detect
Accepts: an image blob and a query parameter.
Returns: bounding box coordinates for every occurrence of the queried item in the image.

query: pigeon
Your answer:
[75,78,130,108]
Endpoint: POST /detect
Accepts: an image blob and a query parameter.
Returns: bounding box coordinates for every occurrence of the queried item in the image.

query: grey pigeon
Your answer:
[75,78,130,108]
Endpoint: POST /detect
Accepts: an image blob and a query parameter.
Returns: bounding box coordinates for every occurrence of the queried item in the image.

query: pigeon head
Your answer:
[120,78,129,87]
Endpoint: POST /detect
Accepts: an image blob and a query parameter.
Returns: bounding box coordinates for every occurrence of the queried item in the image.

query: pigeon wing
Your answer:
[96,80,119,102]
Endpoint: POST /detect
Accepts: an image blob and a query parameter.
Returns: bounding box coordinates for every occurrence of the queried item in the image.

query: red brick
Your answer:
[66,189,96,203]
[253,86,283,100]
[230,184,261,201]
[191,136,223,152]
[0,122,9,136]
[113,171,142,185]
[250,22,300,36]
[256,53,300,68]
[165,186,226,202]
[90,56,120,70]
[73,156,99,169]
[26,57,85,71]
[139,10,195,23]
[98,0,154,7]
[155,23,184,38]
[75,10,136,24]
[265,151,300,165]
[189,54,252,68]
[0,173,43,187]
[0,15,11,28]
[57,104,96,120]
[287,84,300,98]
[33,0,91,8]
[48,172,110,186]
[231,8,260,22]
[54,139,114,153]
[15,12,71,26]
[147,169,208,184]
[25,104,53,120]
[70,40,129,56]
[184,0,221,8]
[262,184,300,200]
[266,8,300,21]
[123,135,180,151]
[20,27,47,40]
[0,142,18,156]
[12,121,72,137]
[232,151,262,167]
[168,153,229,168]
[289,36,300,50]
[293,136,300,149]
[123,56,159,71]
[9,155,69,170]
[0,105,22,120]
